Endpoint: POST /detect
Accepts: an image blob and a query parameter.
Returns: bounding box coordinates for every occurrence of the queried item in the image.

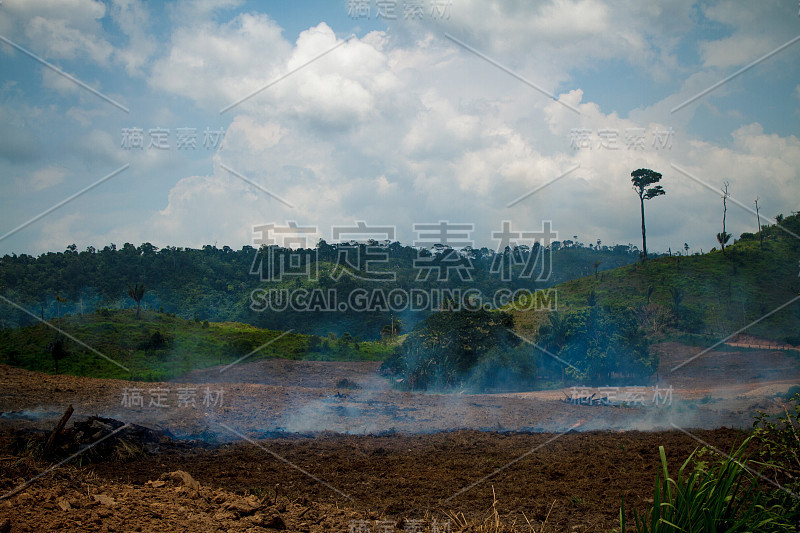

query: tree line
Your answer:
[0,239,643,339]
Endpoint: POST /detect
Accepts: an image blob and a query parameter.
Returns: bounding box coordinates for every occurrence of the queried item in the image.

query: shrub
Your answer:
[393,309,518,390]
[466,345,537,392]
[675,305,706,334]
[784,336,800,347]
[751,392,800,527]
[335,378,361,390]
[140,330,168,352]
[619,437,791,532]
[557,307,656,385]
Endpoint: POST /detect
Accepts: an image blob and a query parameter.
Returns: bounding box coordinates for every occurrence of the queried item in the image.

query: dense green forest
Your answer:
[0,238,644,339]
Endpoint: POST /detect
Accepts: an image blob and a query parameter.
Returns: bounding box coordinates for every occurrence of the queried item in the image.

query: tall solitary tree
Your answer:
[754,197,763,250]
[717,181,731,256]
[592,260,602,279]
[716,231,731,253]
[127,283,146,318]
[48,336,69,375]
[631,169,666,260]
[54,293,67,329]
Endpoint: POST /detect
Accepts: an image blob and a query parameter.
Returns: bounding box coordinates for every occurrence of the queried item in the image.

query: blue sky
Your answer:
[0,0,798,256]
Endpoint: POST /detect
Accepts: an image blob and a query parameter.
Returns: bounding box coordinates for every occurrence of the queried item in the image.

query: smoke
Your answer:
[3,383,790,444]
[0,408,64,421]
[3,347,795,444]
[278,390,383,435]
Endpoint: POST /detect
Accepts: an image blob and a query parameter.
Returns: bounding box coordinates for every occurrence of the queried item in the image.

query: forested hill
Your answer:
[512,212,800,345]
[0,239,644,339]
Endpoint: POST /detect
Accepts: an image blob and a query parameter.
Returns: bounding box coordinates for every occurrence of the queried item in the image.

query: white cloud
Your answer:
[28,165,66,191]
[402,92,482,159]
[149,12,291,109]
[0,98,40,164]
[124,4,800,255]
[226,116,285,151]
[150,17,403,138]
[0,0,156,78]
[3,1,799,256]
[25,15,112,64]
[167,0,245,23]
[109,0,157,76]
[0,0,112,64]
[700,35,773,71]
[33,211,86,252]
[699,0,800,70]
[402,0,695,86]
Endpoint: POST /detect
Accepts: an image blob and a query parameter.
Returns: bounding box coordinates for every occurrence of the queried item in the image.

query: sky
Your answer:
[0,0,798,256]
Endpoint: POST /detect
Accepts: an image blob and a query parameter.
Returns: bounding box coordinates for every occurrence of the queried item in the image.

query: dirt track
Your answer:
[0,341,798,532]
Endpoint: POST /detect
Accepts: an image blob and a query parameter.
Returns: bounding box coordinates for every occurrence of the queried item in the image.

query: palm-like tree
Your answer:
[631,169,666,260]
[716,232,731,255]
[48,336,69,374]
[669,287,683,317]
[538,312,567,352]
[127,284,146,318]
[54,293,67,329]
[537,311,569,383]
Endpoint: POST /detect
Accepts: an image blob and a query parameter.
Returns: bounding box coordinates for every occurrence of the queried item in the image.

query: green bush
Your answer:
[751,393,800,527]
[139,330,168,351]
[466,345,537,392]
[784,336,800,347]
[553,307,656,385]
[675,305,706,334]
[619,437,791,532]
[391,309,518,390]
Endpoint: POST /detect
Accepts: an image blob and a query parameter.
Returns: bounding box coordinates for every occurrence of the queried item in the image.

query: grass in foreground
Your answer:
[620,397,800,532]
[619,438,789,532]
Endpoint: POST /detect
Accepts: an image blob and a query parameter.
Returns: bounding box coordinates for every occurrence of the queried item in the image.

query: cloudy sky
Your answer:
[0,0,798,256]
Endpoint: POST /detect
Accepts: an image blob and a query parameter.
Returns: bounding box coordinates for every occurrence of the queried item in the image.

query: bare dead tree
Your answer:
[754,196,763,250]
[717,181,731,255]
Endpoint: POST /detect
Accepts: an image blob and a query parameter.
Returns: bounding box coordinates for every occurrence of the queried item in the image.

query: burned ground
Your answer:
[0,342,798,532]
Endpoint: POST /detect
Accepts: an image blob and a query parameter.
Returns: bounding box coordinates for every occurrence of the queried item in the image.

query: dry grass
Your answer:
[443,486,557,533]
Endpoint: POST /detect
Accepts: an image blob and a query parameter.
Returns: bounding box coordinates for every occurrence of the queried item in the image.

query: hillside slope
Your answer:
[513,212,800,343]
[0,310,394,381]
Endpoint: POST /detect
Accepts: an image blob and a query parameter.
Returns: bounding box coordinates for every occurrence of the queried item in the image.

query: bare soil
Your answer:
[0,342,798,532]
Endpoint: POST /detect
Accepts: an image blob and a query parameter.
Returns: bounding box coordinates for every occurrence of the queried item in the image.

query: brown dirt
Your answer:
[0,342,798,532]
[0,427,753,532]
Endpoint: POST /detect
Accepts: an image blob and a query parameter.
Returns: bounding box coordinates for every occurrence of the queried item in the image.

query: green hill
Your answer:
[0,309,395,381]
[512,212,800,345]
[3,213,798,384]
